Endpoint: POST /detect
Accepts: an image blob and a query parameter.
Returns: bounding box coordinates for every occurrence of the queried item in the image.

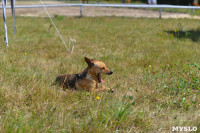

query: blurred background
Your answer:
[1,0,200,19]
[13,0,197,5]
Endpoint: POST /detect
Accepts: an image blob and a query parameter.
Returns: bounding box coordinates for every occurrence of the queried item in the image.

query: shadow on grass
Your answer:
[166,29,200,42]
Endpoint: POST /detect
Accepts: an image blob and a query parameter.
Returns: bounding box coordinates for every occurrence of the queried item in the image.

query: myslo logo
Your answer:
[172,126,197,132]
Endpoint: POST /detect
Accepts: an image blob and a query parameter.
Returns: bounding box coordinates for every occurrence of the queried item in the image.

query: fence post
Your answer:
[192,8,194,13]
[2,0,9,47]
[159,8,162,19]
[80,5,83,17]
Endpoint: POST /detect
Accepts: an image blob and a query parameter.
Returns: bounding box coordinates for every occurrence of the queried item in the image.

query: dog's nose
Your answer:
[108,71,113,75]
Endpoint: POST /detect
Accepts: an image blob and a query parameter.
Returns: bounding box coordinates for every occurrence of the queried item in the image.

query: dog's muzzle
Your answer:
[107,71,113,75]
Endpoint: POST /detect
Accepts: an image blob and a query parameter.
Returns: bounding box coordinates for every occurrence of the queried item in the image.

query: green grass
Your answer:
[0,16,200,132]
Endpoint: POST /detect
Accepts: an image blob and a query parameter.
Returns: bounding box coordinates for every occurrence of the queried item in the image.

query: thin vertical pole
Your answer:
[2,0,8,47]
[11,0,16,34]
[80,5,83,17]
[159,8,162,19]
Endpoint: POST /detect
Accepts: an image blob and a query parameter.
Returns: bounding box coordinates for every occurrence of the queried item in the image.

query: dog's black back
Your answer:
[55,68,88,90]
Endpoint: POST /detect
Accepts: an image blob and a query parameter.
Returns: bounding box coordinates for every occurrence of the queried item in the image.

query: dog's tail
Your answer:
[52,74,68,87]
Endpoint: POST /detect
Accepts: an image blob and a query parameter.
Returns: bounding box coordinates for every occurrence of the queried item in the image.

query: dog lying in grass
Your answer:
[55,57,113,92]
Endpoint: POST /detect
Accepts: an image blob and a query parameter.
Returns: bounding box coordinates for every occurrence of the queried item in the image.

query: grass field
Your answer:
[0,16,200,132]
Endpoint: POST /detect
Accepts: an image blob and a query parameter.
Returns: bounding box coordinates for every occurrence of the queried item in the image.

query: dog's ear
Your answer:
[84,57,94,67]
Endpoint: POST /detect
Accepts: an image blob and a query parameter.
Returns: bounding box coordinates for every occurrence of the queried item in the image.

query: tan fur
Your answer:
[55,57,113,92]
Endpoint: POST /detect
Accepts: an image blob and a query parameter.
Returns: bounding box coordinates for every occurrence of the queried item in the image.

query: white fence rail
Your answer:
[1,4,200,18]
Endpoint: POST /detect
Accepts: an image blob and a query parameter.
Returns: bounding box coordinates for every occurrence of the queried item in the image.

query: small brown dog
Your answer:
[55,57,113,92]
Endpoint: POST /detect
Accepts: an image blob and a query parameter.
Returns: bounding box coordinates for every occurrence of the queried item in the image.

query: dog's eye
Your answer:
[102,67,105,69]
